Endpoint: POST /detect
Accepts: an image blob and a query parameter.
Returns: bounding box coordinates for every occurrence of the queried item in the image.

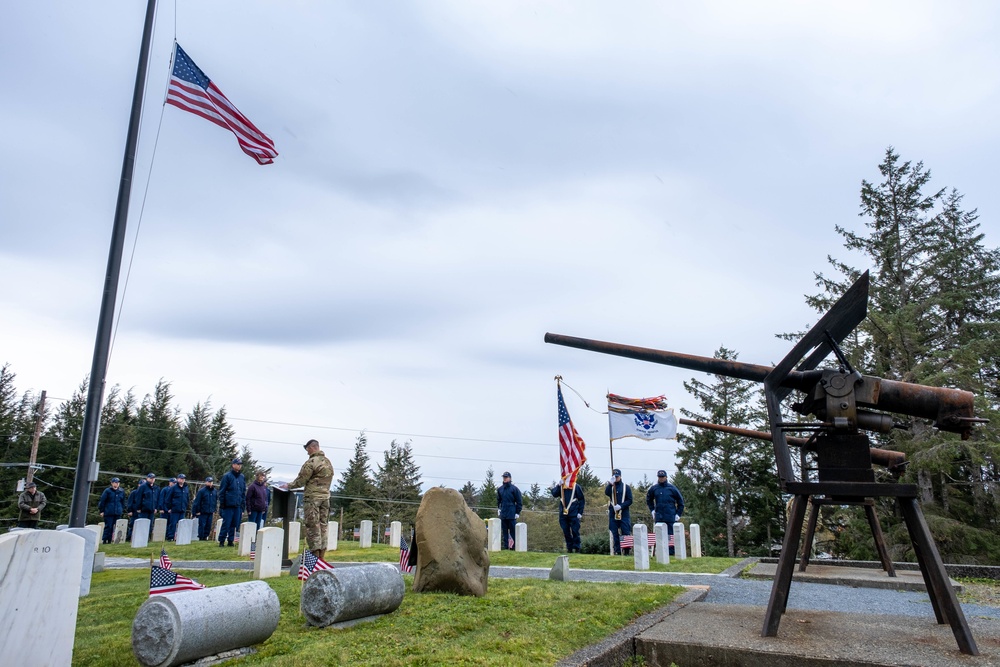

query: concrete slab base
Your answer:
[637,603,1000,666]
[746,562,964,592]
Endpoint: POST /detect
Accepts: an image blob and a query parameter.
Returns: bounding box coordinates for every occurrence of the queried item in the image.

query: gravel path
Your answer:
[488,565,1000,621]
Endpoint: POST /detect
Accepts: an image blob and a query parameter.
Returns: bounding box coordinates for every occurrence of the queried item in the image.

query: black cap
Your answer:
[205,476,214,482]
[232,459,242,465]
[502,471,511,478]
[169,478,177,483]
[111,477,120,483]
[657,470,667,477]
[26,481,36,488]
[146,473,156,478]
[177,473,186,479]
[612,469,622,476]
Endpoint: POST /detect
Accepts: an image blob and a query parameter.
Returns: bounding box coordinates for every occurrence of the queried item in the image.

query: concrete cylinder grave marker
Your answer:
[300,562,404,627]
[131,580,279,667]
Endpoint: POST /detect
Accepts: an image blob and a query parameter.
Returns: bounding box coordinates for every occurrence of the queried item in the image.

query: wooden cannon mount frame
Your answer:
[545,271,985,655]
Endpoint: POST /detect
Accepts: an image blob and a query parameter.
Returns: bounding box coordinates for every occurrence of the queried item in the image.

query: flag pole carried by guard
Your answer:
[555,377,587,515]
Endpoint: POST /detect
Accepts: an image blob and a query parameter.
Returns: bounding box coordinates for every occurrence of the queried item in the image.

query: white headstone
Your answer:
[633,524,649,570]
[487,518,501,552]
[85,524,102,544]
[515,522,527,552]
[151,518,167,543]
[359,520,372,548]
[57,524,69,531]
[131,519,150,548]
[93,552,106,573]
[175,519,194,545]
[0,530,85,664]
[288,521,301,555]
[690,523,702,558]
[326,521,339,551]
[252,527,284,579]
[673,521,687,559]
[62,527,97,597]
[213,518,222,541]
[654,523,671,564]
[113,518,129,543]
[389,521,402,548]
[238,522,258,556]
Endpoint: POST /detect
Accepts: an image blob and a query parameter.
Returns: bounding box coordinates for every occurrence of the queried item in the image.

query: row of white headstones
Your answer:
[481,516,703,564]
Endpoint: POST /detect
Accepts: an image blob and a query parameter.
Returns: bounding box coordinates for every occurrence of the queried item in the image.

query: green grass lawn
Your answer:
[75,569,686,666]
[101,538,741,574]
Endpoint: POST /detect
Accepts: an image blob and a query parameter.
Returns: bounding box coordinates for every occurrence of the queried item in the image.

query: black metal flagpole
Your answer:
[69,0,158,527]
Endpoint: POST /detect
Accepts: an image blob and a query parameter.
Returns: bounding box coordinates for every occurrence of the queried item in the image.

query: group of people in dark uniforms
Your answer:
[499,467,685,556]
[92,459,268,545]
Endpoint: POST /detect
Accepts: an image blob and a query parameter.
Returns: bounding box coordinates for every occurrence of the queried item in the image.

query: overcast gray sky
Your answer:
[2,1,998,492]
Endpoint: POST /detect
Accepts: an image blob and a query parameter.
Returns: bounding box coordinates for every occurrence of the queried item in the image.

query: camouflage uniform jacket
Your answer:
[289,451,334,500]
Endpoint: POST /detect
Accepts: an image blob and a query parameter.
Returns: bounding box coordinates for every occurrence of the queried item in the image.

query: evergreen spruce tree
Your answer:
[373,439,422,528]
[676,346,777,557]
[179,401,215,481]
[574,462,601,490]
[208,407,239,477]
[459,480,479,508]
[806,147,1000,562]
[334,432,376,530]
[98,386,140,477]
[135,380,183,479]
[478,466,498,520]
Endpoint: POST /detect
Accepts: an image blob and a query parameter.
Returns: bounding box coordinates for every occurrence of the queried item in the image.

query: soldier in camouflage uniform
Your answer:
[284,439,334,560]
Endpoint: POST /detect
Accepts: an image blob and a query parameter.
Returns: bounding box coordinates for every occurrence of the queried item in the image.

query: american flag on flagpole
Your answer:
[249,540,256,561]
[159,548,172,570]
[508,534,515,550]
[165,42,278,165]
[150,565,205,595]
[557,386,587,489]
[297,551,334,581]
[648,533,656,547]
[399,536,414,574]
[620,534,634,550]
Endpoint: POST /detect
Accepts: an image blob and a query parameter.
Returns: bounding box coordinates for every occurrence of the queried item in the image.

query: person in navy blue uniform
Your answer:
[646,469,685,555]
[604,469,633,555]
[217,459,246,547]
[550,482,586,552]
[496,471,523,550]
[165,473,190,540]
[158,478,175,521]
[125,483,141,540]
[192,476,218,540]
[136,473,160,536]
[97,477,126,544]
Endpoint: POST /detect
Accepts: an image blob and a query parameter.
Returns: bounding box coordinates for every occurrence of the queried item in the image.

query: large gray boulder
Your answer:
[412,487,489,597]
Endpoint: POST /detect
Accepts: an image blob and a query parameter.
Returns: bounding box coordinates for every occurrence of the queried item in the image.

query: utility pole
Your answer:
[26,390,46,485]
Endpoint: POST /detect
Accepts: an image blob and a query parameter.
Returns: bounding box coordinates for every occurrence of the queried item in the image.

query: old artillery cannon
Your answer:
[545,271,982,655]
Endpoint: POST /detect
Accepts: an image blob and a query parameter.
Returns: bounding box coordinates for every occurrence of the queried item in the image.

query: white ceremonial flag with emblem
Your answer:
[608,408,677,441]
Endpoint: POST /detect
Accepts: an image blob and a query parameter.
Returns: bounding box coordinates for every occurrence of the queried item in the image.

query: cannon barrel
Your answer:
[544,332,978,436]
[677,419,907,472]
